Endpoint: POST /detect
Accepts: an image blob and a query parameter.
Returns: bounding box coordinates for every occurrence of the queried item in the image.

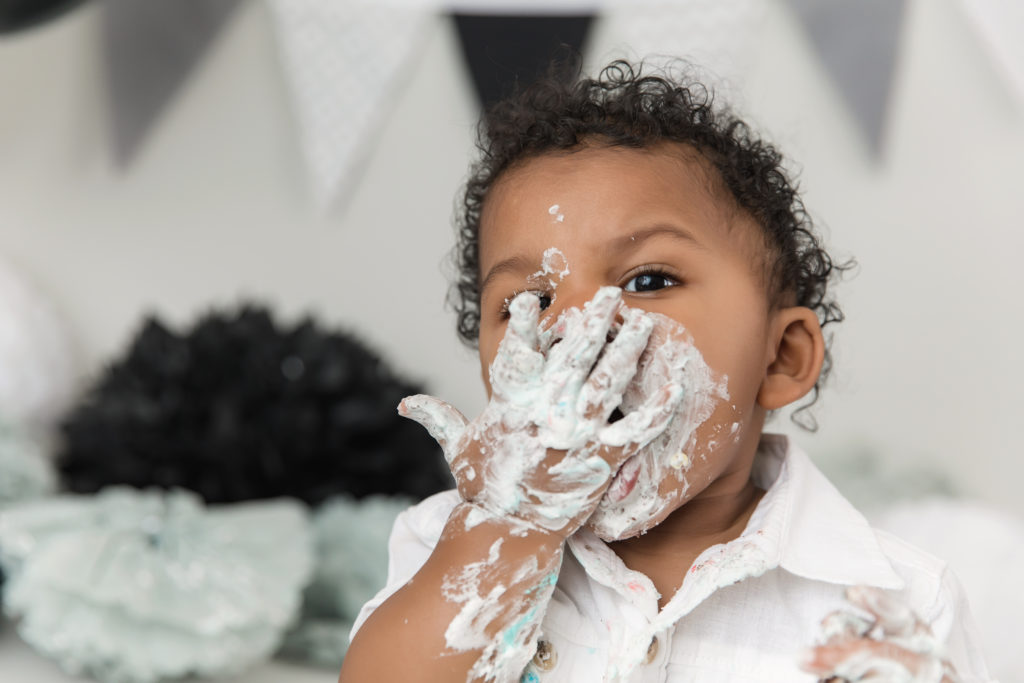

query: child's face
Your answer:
[476,144,782,537]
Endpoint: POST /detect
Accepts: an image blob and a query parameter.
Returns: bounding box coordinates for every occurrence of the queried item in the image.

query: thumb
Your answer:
[398,394,469,461]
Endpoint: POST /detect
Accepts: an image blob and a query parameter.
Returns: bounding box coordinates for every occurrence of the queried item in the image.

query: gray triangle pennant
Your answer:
[102,0,241,165]
[786,0,907,157]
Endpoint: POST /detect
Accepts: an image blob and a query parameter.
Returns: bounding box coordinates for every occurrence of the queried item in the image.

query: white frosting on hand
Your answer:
[587,312,729,540]
[807,586,960,683]
[398,287,734,683]
[441,536,559,683]
[402,287,685,537]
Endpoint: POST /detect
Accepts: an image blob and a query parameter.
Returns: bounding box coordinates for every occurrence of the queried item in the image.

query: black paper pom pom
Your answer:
[57,305,452,505]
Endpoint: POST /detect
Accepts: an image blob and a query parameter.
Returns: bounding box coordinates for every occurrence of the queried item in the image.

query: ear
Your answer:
[757,307,825,410]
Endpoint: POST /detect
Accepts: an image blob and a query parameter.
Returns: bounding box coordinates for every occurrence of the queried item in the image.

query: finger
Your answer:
[545,447,613,493]
[598,381,684,448]
[507,290,541,349]
[820,608,874,644]
[540,286,622,416]
[587,441,635,475]
[537,305,578,354]
[845,586,925,639]
[577,308,653,420]
[489,293,544,402]
[802,639,923,681]
[398,394,469,462]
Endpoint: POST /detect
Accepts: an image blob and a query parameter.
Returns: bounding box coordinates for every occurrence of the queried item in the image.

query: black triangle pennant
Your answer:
[452,13,594,110]
[0,0,87,34]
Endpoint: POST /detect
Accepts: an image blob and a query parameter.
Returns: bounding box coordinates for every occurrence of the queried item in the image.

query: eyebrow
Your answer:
[611,224,707,251]
[480,254,536,295]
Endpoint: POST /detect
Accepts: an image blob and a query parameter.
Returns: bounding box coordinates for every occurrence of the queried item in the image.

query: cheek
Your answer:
[478,330,502,397]
[698,328,769,408]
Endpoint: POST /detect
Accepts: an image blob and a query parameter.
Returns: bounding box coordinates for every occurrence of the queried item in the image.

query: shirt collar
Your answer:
[567,433,904,606]
[744,433,905,590]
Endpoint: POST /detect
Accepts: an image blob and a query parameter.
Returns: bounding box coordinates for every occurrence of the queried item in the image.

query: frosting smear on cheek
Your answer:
[583,311,729,541]
[405,284,731,682]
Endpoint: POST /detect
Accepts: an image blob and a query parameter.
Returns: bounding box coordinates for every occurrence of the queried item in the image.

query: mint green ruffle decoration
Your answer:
[279,494,410,668]
[0,421,56,506]
[0,487,313,683]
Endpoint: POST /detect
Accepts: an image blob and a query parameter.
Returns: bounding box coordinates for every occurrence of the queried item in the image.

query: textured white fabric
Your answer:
[872,499,1024,682]
[352,435,994,682]
[267,0,432,208]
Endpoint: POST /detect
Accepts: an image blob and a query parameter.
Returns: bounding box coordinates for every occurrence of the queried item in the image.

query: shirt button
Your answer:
[644,635,659,664]
[532,639,558,671]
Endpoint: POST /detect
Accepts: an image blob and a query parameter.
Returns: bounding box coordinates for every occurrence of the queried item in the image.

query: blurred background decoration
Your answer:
[0,299,450,680]
[0,0,1022,681]
[56,304,450,504]
[0,488,313,683]
[0,0,85,34]
[277,493,413,669]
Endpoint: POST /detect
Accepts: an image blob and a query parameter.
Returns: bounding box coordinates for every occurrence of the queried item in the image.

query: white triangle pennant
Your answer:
[593,0,764,94]
[957,0,1024,109]
[267,0,433,210]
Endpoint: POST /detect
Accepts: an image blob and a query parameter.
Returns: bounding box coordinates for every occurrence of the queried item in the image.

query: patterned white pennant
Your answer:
[592,0,764,95]
[957,0,1024,109]
[267,0,433,210]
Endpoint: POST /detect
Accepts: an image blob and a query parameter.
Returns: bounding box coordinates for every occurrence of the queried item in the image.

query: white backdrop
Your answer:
[0,0,1022,518]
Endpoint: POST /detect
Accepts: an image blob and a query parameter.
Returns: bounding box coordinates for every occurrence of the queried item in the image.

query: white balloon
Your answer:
[0,258,77,431]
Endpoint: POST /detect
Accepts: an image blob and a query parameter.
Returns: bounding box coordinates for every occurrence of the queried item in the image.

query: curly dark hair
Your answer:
[449,60,850,429]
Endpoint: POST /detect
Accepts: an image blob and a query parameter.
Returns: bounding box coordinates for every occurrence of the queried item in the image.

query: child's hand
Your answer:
[802,586,961,683]
[400,287,685,538]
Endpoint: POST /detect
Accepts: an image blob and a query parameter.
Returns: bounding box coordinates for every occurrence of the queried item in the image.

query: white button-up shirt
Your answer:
[352,435,994,681]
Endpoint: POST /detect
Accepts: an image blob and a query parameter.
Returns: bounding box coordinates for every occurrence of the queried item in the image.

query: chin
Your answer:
[586,485,683,541]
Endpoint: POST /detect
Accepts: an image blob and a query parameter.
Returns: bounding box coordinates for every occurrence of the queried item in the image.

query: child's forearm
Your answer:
[339,503,565,683]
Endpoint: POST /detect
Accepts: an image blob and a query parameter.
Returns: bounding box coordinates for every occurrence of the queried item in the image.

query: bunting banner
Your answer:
[597,0,763,96]
[785,0,907,157]
[267,0,433,210]
[452,13,595,109]
[102,0,242,165]
[0,0,87,34]
[89,0,1024,205]
[956,0,1024,109]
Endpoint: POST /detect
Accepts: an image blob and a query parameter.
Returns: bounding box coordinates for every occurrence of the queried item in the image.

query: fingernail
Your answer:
[797,647,820,670]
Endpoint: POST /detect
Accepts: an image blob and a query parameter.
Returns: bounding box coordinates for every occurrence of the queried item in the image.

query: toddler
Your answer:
[339,61,992,682]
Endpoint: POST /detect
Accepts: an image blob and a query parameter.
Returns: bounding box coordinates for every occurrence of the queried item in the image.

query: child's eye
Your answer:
[623,270,679,292]
[499,290,552,319]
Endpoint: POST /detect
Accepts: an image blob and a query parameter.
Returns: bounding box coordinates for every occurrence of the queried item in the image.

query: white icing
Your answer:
[442,537,558,682]
[400,287,735,682]
[547,204,565,223]
[527,247,570,308]
[403,288,683,538]
[668,450,690,470]
[808,586,955,683]
[587,312,729,541]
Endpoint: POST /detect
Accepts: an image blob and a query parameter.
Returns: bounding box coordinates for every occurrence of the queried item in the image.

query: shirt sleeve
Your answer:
[349,489,461,642]
[927,564,997,683]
